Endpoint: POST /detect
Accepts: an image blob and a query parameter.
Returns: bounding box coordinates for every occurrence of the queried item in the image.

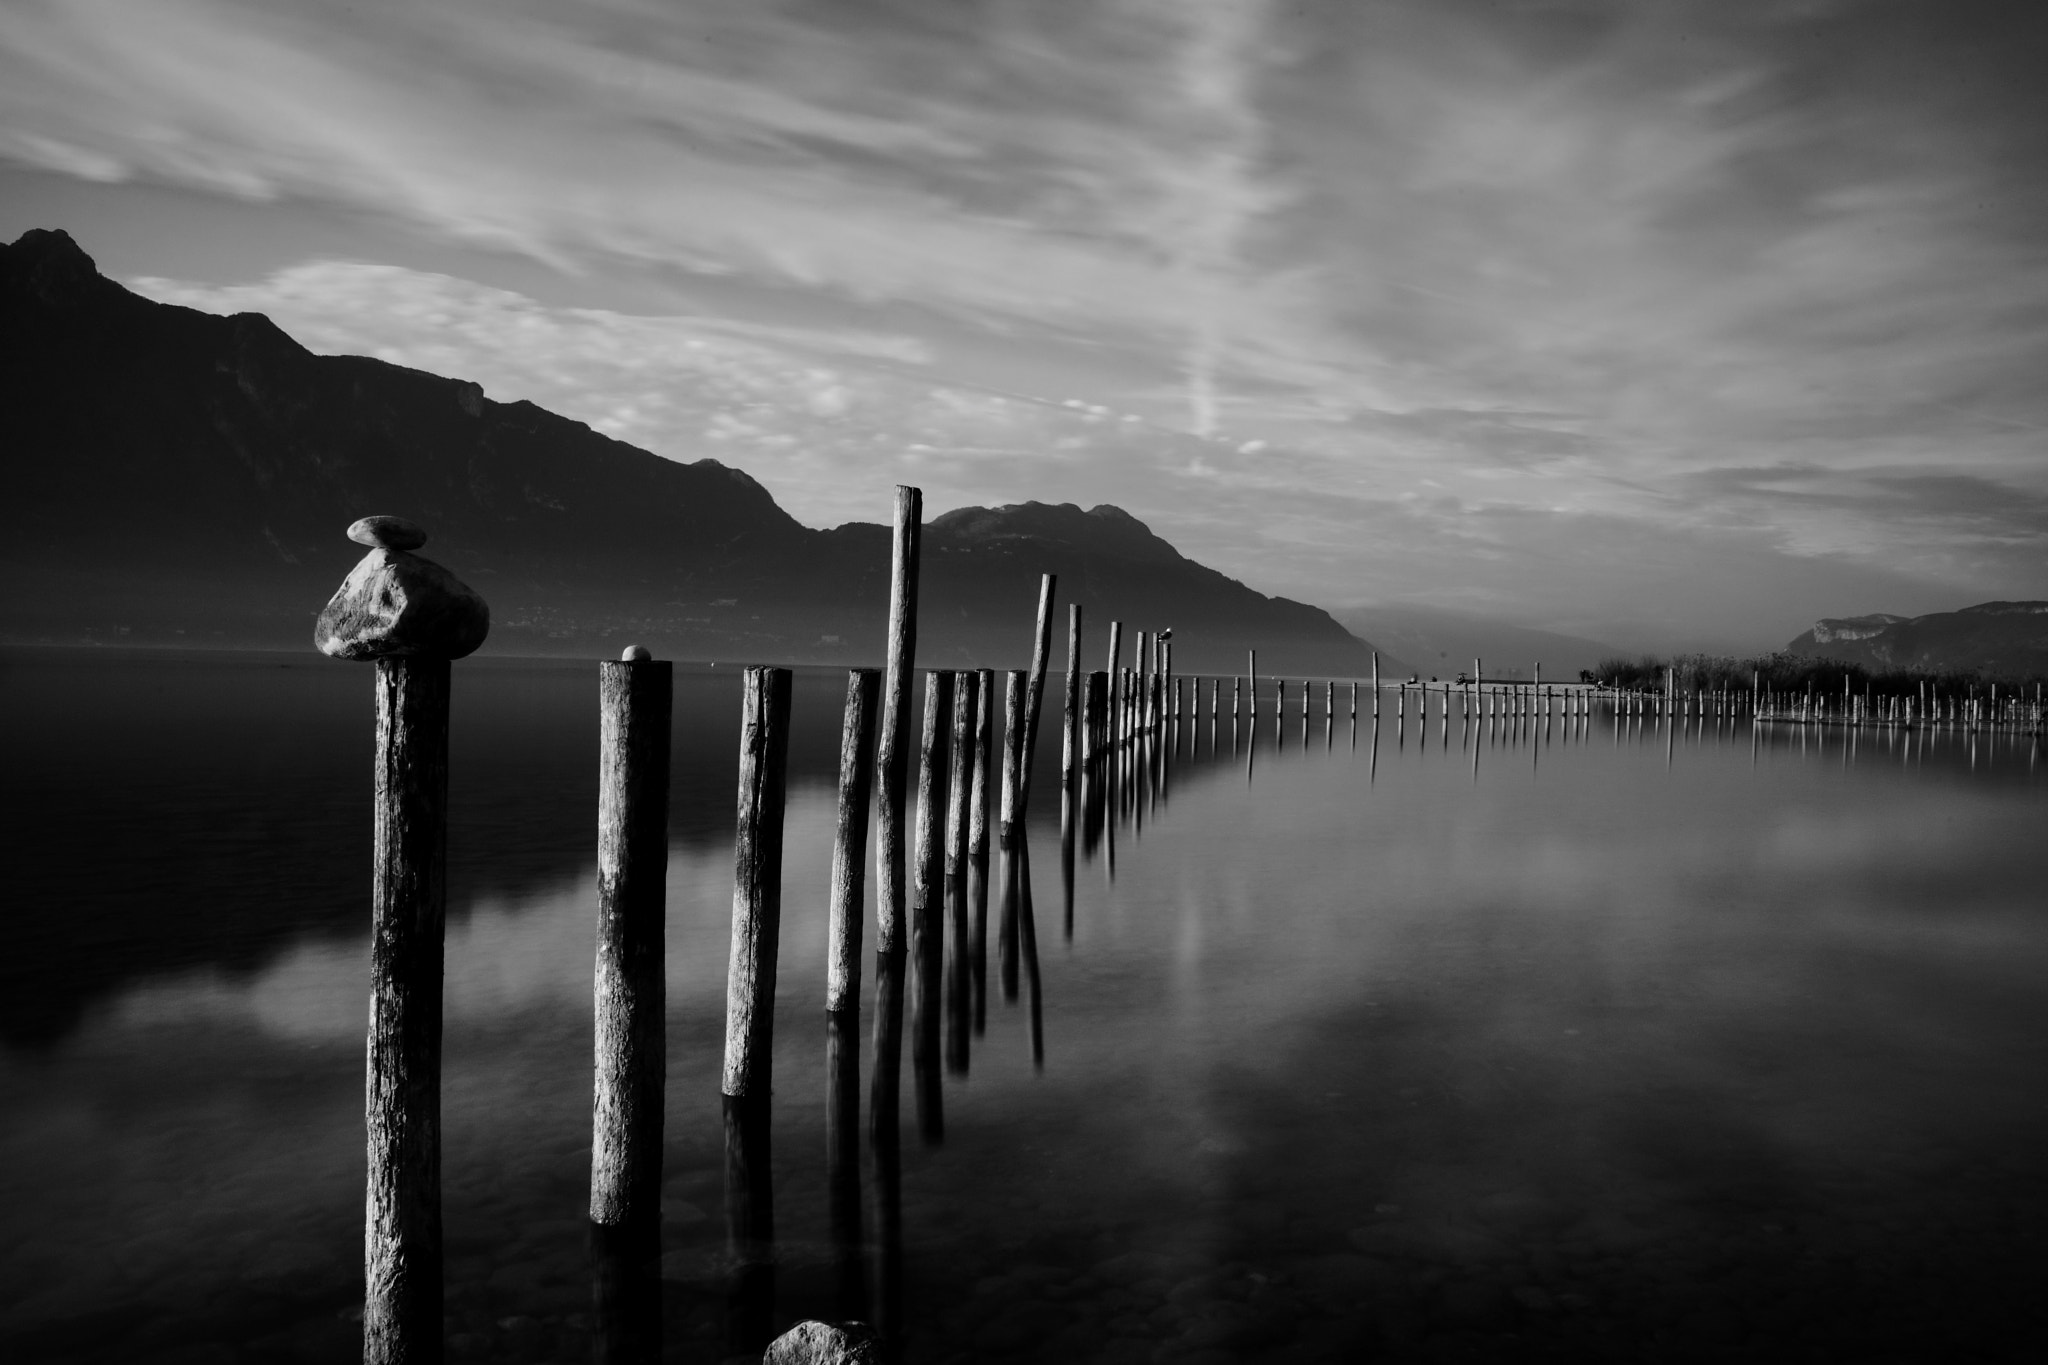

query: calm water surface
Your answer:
[3,649,2045,1364]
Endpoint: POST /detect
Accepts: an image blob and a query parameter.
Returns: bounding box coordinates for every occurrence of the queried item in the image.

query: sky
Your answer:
[3,0,2046,653]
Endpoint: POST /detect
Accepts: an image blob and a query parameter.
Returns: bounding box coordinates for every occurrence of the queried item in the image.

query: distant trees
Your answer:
[1590,650,2044,698]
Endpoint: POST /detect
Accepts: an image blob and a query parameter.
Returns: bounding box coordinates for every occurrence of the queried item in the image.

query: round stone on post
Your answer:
[316,516,489,662]
[316,518,489,1365]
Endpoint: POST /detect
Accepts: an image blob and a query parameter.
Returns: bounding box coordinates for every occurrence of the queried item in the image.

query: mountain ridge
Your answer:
[2,227,1380,674]
[1785,602,2048,676]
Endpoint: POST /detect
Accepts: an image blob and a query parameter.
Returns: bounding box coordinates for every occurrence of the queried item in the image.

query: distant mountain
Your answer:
[1786,602,2048,677]
[2,227,1379,675]
[1333,604,1621,681]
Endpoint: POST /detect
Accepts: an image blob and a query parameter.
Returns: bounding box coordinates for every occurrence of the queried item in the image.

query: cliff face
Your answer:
[2,228,1378,674]
[1786,602,2048,676]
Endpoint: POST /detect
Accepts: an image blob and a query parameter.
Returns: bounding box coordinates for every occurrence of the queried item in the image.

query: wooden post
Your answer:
[1062,604,1084,795]
[1019,573,1057,809]
[1372,652,1380,718]
[873,487,921,980]
[1105,621,1124,751]
[870,487,919,1140]
[365,656,452,1365]
[998,669,1027,1002]
[721,666,791,1356]
[723,667,793,1104]
[824,668,877,1320]
[591,650,674,1232]
[909,670,953,1142]
[315,514,489,1365]
[1247,648,1258,720]
[969,669,994,1036]
[945,672,975,1077]
[827,670,881,1017]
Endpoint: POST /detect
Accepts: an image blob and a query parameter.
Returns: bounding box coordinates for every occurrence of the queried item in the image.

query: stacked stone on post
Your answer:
[317,516,489,1365]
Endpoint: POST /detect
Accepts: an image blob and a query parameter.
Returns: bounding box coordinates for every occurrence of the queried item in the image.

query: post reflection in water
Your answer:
[722,1093,774,1358]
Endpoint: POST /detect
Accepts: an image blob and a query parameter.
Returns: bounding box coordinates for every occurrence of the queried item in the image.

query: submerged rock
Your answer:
[314,536,489,661]
[763,1319,879,1364]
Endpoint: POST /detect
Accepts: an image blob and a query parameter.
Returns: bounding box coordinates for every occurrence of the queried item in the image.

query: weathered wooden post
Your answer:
[316,515,489,1365]
[1371,651,1380,719]
[1114,626,1130,753]
[1247,648,1258,723]
[871,486,920,1139]
[998,669,1027,1002]
[825,669,878,1319]
[723,666,792,1356]
[909,670,953,1143]
[724,669,792,1102]
[944,672,975,1076]
[1062,604,1084,798]
[591,646,673,1240]
[1019,574,1058,809]
[588,644,672,1365]
[969,668,993,1035]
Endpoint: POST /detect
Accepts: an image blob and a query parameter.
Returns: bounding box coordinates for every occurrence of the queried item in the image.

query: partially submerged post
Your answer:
[824,669,878,1313]
[871,487,920,1137]
[316,515,489,1365]
[944,672,975,1076]
[722,667,793,1352]
[1062,604,1083,798]
[591,644,673,1278]
[998,669,1027,1002]
[1019,574,1058,810]
[909,670,953,1143]
[968,669,994,1035]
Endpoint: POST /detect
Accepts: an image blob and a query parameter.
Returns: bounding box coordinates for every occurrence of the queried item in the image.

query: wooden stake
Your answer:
[591,653,673,1232]
[909,670,953,1142]
[365,656,451,1365]
[1019,573,1057,810]
[874,486,921,961]
[723,667,793,1104]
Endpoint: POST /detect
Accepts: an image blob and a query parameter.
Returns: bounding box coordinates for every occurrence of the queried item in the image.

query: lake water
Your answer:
[3,648,2045,1364]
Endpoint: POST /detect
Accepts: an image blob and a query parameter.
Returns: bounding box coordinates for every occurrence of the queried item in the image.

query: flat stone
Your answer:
[315,547,489,660]
[763,1319,879,1365]
[347,515,428,551]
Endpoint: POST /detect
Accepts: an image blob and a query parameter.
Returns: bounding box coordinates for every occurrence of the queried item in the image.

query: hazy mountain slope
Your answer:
[3,227,1380,674]
[1335,604,1621,680]
[1786,602,2048,676]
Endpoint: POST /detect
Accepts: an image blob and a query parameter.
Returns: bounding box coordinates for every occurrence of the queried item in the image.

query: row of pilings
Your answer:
[330,497,2041,1363]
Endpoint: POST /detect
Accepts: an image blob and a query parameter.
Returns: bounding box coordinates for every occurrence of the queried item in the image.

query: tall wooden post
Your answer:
[969,668,994,1036]
[944,672,975,1076]
[998,669,1027,1002]
[871,486,920,1138]
[365,656,452,1365]
[591,649,674,1233]
[909,670,953,1143]
[724,667,793,1104]
[1019,573,1057,810]
[874,487,920,974]
[1062,604,1083,795]
[722,667,792,1354]
[315,514,489,1365]
[824,669,878,1316]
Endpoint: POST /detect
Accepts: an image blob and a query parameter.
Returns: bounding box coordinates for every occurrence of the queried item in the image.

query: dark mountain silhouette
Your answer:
[2,227,1379,675]
[1786,602,2048,677]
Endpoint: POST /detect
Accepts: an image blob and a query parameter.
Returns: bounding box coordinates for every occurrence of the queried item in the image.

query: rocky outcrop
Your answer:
[1786,602,2048,677]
